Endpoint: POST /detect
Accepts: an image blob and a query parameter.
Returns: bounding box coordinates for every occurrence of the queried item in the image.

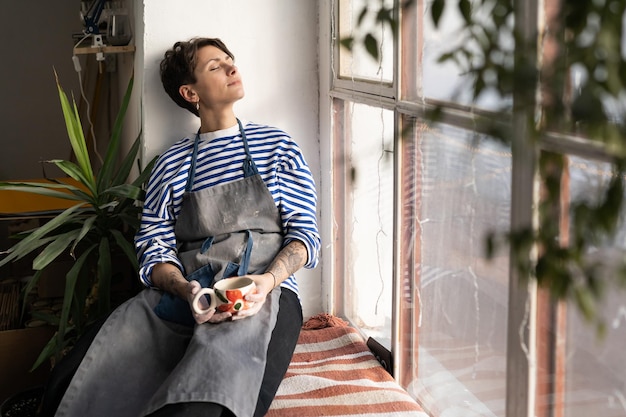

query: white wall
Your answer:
[135,0,323,318]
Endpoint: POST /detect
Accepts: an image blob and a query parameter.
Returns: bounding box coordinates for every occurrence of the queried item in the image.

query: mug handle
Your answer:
[192,288,217,315]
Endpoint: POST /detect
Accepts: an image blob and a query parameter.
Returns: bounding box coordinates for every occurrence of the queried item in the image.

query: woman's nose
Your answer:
[226,63,237,75]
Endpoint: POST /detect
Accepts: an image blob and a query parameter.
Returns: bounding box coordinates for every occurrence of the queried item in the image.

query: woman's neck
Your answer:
[199,110,237,133]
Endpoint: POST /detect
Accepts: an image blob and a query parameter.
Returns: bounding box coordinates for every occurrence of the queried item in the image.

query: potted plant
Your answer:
[0,71,156,371]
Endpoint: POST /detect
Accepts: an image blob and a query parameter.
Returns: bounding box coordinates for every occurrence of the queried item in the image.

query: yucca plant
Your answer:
[0,71,156,369]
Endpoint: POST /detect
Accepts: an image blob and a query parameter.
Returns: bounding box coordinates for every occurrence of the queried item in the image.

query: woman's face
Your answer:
[191,45,244,109]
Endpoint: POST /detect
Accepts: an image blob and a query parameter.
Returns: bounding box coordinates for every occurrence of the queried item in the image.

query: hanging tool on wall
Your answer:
[82,0,108,36]
[81,0,108,61]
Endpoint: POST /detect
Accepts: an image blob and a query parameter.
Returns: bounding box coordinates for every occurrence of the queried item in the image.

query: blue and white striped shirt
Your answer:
[134,120,320,298]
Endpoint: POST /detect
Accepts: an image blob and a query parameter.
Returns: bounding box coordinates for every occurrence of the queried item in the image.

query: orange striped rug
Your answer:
[267,319,427,417]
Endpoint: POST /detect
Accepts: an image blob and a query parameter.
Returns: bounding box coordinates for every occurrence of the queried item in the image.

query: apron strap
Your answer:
[238,119,259,178]
[185,130,201,192]
[186,119,258,192]
[238,230,254,275]
[199,230,254,276]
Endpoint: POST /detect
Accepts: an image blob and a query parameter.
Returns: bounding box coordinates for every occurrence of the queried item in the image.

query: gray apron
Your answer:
[55,119,284,417]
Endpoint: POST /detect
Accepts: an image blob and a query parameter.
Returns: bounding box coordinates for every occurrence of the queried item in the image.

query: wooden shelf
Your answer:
[73,45,135,55]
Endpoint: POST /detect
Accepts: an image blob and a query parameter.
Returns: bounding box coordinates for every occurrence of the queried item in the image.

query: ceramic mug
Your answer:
[192,276,256,315]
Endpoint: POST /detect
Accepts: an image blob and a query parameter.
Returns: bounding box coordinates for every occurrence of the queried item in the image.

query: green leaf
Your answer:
[30,326,75,371]
[54,70,95,187]
[0,204,86,268]
[574,286,596,322]
[99,76,134,191]
[111,134,142,187]
[42,178,96,204]
[0,182,85,202]
[376,7,396,33]
[437,51,456,64]
[110,229,139,271]
[97,238,112,316]
[32,229,81,270]
[357,5,368,26]
[340,36,355,52]
[431,0,445,27]
[104,183,145,201]
[12,204,85,246]
[364,33,379,61]
[564,0,593,35]
[49,160,97,198]
[117,211,142,231]
[21,270,44,320]
[30,309,61,326]
[58,245,96,342]
[70,215,97,257]
[96,201,119,213]
[131,156,158,189]
[30,333,58,371]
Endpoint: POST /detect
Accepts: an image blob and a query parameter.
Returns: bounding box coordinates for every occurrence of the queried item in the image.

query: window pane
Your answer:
[405,123,511,417]
[409,0,512,110]
[563,292,626,417]
[341,102,395,347]
[560,157,626,417]
[338,0,394,83]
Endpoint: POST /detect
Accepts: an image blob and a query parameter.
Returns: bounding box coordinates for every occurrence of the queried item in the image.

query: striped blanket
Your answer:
[266,321,427,417]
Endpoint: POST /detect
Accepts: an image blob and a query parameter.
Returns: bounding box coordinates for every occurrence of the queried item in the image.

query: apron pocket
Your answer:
[153,264,216,327]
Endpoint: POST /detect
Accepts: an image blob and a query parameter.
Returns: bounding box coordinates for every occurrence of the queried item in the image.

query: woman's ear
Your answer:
[179,85,197,104]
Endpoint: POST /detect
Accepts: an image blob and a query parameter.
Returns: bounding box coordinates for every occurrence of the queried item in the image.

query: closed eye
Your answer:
[202,55,234,72]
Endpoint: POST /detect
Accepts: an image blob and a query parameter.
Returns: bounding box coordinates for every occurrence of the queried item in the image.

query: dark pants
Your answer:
[40,288,302,417]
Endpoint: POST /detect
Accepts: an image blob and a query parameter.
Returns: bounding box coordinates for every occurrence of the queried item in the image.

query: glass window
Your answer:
[338,0,394,83]
[405,122,511,416]
[328,1,626,417]
[415,0,513,110]
[561,157,626,417]
[337,102,395,346]
[563,290,626,417]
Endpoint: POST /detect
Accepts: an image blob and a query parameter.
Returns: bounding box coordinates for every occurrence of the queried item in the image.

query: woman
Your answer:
[53,37,320,417]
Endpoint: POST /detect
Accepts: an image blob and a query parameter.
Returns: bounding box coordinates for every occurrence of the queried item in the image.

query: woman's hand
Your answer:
[232,240,308,320]
[187,280,232,324]
[151,263,232,325]
[231,272,275,320]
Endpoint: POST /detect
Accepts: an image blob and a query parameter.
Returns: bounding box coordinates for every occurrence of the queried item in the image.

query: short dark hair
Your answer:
[160,37,235,116]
